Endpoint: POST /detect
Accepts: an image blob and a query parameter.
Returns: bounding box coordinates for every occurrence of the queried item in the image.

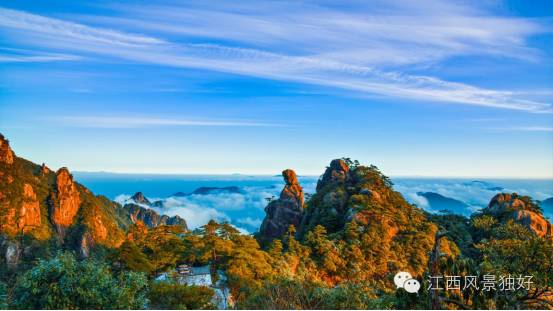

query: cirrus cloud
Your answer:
[0,2,551,112]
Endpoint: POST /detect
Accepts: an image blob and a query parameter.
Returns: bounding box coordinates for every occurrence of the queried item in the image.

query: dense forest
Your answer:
[1,134,552,309]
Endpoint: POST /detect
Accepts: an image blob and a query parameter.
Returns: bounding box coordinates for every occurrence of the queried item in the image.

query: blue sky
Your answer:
[0,0,552,177]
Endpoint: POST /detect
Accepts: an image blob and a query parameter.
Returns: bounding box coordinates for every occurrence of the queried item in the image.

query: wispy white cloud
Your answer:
[490,126,553,132]
[0,7,163,46]
[0,53,81,63]
[237,217,263,228]
[48,116,284,128]
[0,47,82,63]
[0,1,551,112]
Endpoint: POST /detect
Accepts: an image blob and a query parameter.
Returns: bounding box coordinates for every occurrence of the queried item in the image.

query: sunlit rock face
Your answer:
[487,193,552,238]
[19,183,42,232]
[0,184,42,237]
[50,168,81,236]
[316,159,349,191]
[0,134,14,165]
[0,133,186,262]
[258,169,305,243]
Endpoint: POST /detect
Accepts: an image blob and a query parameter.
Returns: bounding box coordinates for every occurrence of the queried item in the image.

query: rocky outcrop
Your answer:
[124,203,188,229]
[3,240,20,267]
[295,159,439,280]
[79,232,94,259]
[316,159,349,191]
[0,134,14,165]
[281,169,304,206]
[486,193,552,238]
[50,168,81,235]
[130,192,151,206]
[40,163,50,175]
[19,183,42,232]
[258,169,304,243]
[0,183,42,237]
[87,206,109,242]
[0,133,191,263]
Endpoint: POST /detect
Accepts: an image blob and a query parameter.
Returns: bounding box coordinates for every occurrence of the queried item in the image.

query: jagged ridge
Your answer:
[0,134,187,265]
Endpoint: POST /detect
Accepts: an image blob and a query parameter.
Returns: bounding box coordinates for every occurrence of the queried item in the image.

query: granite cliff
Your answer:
[259,159,441,279]
[258,169,304,244]
[485,192,552,238]
[125,192,187,229]
[0,133,187,265]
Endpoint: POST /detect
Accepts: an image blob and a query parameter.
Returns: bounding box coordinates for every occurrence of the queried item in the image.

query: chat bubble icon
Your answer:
[394,271,412,288]
[404,278,421,293]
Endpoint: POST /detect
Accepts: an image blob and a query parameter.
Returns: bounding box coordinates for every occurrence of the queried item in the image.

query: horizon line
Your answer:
[71,170,553,180]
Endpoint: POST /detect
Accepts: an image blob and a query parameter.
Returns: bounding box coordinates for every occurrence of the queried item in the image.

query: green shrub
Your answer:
[149,282,215,309]
[12,252,148,309]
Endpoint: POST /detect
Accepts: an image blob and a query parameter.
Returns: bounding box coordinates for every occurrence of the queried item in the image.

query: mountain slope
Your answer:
[258,159,446,283]
[0,134,186,265]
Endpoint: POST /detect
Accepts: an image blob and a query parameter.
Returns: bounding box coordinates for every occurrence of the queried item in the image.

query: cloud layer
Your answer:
[114,183,286,232]
[114,176,552,232]
[394,178,553,215]
[1,1,551,112]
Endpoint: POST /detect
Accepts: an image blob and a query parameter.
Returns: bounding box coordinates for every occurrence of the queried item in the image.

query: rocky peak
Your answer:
[131,192,151,206]
[283,169,299,185]
[316,159,350,191]
[488,193,525,213]
[124,203,188,230]
[281,169,304,207]
[486,193,552,238]
[258,169,304,243]
[0,133,14,165]
[50,168,81,234]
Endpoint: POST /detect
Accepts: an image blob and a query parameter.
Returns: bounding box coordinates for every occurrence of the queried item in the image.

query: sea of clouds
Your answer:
[115,180,318,233]
[394,178,553,216]
[114,177,551,233]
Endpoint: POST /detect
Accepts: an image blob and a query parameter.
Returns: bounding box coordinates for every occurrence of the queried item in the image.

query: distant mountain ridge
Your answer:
[416,191,471,215]
[172,186,243,197]
[126,192,187,228]
[463,180,504,191]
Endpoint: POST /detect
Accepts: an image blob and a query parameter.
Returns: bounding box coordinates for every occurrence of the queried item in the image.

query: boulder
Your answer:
[4,240,20,267]
[487,193,552,238]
